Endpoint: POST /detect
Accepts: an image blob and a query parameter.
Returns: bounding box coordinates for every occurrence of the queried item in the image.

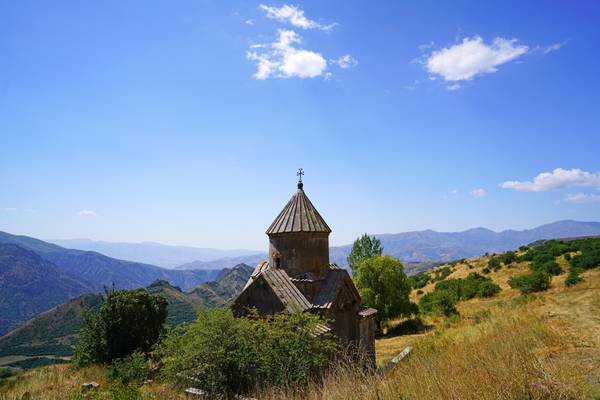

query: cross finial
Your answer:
[297,168,304,189]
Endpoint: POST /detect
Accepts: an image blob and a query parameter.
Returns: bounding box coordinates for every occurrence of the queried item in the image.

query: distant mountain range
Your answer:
[329,220,600,267]
[47,238,261,268]
[0,264,253,369]
[0,231,222,336]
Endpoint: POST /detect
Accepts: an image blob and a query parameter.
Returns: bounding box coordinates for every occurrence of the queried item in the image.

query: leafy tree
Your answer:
[156,308,335,397]
[73,288,167,367]
[353,255,416,328]
[347,233,382,273]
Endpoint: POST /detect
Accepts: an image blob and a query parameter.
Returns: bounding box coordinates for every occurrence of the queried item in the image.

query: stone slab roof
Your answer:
[261,269,312,313]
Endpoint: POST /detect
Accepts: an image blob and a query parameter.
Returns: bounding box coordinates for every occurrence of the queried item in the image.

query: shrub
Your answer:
[530,260,563,276]
[408,272,430,289]
[73,288,167,367]
[0,368,15,380]
[419,290,458,317]
[106,352,149,385]
[482,267,491,274]
[157,308,336,397]
[509,271,551,294]
[431,266,452,282]
[564,253,572,261]
[564,267,583,287]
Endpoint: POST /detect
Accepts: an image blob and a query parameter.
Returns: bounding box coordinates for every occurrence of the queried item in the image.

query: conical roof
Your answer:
[266,182,332,235]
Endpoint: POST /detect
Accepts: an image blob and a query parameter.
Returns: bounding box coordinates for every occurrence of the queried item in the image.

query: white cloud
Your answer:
[542,41,565,55]
[447,83,461,91]
[3,207,17,212]
[470,188,486,198]
[425,36,528,82]
[259,4,336,31]
[78,210,97,217]
[247,29,327,79]
[565,193,600,204]
[501,168,600,192]
[333,54,357,69]
[245,19,254,26]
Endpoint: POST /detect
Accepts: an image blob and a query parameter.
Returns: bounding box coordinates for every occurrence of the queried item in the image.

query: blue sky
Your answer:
[1,0,599,250]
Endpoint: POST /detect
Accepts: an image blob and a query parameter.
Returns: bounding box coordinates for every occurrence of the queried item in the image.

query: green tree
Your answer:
[73,288,167,367]
[347,233,383,273]
[353,255,415,329]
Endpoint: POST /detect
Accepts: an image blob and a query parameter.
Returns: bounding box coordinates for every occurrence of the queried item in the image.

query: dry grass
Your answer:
[2,258,599,399]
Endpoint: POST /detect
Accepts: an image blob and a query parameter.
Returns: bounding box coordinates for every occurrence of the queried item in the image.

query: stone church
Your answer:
[232,173,377,366]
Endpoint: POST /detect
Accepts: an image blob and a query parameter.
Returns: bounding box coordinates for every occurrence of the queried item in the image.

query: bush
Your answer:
[482,267,491,274]
[408,272,430,289]
[530,260,563,276]
[70,381,142,400]
[106,352,149,385]
[419,290,458,317]
[509,271,551,294]
[564,267,583,287]
[157,308,336,397]
[0,368,15,379]
[73,288,167,367]
[431,266,452,282]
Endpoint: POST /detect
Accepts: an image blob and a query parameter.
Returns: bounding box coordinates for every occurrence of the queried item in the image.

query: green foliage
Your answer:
[106,352,149,385]
[347,233,382,273]
[353,255,416,328]
[70,381,142,400]
[156,308,336,397]
[482,267,491,274]
[565,267,583,287]
[73,288,167,367]
[0,368,16,379]
[530,260,563,276]
[509,271,551,294]
[419,290,458,317]
[487,257,501,272]
[408,271,430,289]
[419,273,501,317]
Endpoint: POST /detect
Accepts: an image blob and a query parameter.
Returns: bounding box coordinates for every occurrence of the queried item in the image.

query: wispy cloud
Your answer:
[565,193,600,204]
[541,41,566,55]
[78,210,97,217]
[501,168,600,192]
[470,188,487,198]
[259,4,336,31]
[425,36,528,87]
[333,54,358,69]
[245,19,254,26]
[2,207,17,212]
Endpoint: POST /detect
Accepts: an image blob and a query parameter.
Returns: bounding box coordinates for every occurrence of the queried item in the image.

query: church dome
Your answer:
[266,181,331,235]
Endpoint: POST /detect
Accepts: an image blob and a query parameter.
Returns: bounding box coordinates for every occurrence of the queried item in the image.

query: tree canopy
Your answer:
[353,255,415,329]
[73,288,167,366]
[347,233,382,273]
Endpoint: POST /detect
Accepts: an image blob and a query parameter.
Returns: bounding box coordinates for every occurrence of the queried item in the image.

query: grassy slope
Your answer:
[1,254,599,399]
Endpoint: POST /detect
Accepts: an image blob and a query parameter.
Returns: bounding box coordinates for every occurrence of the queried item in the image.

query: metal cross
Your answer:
[297,168,304,183]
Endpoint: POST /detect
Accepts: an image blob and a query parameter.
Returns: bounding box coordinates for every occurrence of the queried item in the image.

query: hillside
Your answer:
[0,244,94,336]
[47,239,261,269]
[329,220,600,266]
[0,264,253,370]
[0,231,219,291]
[2,241,598,399]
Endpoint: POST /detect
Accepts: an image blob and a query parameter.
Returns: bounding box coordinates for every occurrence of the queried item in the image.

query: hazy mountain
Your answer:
[47,239,261,269]
[0,244,94,336]
[329,220,600,267]
[0,231,220,292]
[175,253,267,271]
[0,264,253,368]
